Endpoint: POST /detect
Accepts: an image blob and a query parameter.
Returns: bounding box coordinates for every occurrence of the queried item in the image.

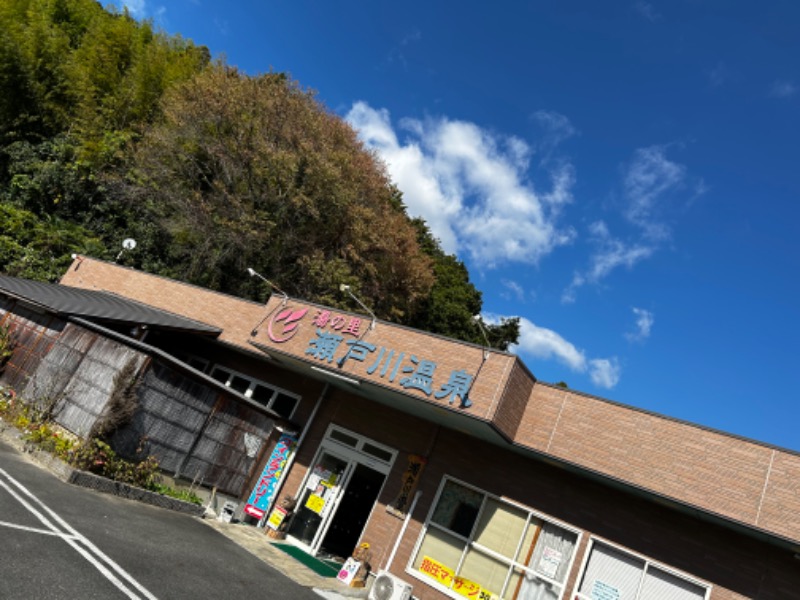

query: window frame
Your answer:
[209,365,300,420]
[184,354,210,373]
[573,537,711,600]
[407,475,583,600]
[323,424,397,468]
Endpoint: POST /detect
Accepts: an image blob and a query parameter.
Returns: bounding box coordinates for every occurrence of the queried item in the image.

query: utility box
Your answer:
[218,501,237,523]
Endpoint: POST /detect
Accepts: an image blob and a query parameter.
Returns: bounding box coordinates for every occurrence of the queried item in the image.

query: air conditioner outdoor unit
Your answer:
[368,570,413,600]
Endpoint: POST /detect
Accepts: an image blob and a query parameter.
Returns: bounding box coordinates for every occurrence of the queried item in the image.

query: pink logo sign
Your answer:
[268,308,309,343]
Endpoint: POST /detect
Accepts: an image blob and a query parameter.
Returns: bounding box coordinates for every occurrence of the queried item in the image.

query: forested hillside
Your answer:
[0,0,518,348]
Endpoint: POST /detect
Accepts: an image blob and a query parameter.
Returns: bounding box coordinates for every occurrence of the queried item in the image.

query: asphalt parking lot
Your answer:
[0,435,324,600]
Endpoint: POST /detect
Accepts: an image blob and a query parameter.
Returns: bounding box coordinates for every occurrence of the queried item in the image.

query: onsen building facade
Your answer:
[0,257,798,600]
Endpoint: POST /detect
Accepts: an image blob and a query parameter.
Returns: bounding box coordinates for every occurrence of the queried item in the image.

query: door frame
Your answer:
[289,424,397,555]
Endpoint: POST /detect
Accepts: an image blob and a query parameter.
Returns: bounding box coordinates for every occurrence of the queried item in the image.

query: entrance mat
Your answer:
[271,543,341,577]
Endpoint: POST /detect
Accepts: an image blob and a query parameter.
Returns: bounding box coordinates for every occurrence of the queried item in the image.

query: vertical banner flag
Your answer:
[244,431,297,520]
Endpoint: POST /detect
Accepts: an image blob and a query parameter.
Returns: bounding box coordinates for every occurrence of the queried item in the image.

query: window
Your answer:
[411,477,579,600]
[185,355,209,372]
[324,425,396,467]
[575,540,709,600]
[210,366,299,419]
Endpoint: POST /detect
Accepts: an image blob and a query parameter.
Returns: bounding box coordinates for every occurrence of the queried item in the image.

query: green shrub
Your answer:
[69,438,163,491]
[150,483,204,506]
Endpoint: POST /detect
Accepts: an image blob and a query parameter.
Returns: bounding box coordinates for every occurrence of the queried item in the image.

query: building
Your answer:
[1,256,798,600]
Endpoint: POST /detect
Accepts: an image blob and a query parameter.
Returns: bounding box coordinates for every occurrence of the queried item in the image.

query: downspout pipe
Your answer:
[384,490,423,572]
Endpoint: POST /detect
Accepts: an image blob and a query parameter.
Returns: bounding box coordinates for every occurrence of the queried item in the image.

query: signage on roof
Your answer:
[266,305,475,409]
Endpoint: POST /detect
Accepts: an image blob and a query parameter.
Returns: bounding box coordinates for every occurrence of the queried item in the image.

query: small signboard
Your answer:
[537,546,562,579]
[306,493,326,514]
[243,432,297,520]
[336,558,361,586]
[266,506,288,530]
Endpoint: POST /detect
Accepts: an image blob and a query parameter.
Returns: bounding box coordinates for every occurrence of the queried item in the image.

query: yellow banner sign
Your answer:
[419,556,454,586]
[419,556,496,599]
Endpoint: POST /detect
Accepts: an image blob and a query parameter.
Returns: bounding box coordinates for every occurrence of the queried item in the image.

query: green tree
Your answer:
[0,202,106,280]
[109,65,436,321]
[408,218,519,350]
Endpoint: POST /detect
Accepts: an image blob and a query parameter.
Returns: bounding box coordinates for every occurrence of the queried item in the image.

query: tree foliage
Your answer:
[409,218,520,350]
[108,65,436,321]
[0,0,520,348]
[0,0,208,150]
[0,202,106,280]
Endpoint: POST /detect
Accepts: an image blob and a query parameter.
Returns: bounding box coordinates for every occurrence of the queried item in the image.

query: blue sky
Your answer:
[117,1,799,452]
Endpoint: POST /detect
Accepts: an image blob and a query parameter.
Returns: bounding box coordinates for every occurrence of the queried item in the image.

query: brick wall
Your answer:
[284,394,800,600]
[490,358,535,439]
[515,383,800,543]
[59,258,799,549]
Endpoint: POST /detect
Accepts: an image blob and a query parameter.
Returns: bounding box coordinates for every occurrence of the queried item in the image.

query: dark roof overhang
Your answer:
[0,275,221,336]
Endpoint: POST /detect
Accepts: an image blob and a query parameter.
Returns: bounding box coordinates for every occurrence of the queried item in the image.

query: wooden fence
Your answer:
[0,305,273,496]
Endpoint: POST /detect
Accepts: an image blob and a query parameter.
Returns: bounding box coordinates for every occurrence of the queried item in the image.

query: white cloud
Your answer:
[385,29,422,70]
[501,279,526,302]
[505,316,621,389]
[633,2,661,22]
[562,221,654,302]
[563,146,699,302]
[531,110,578,160]
[708,62,736,88]
[589,358,621,388]
[214,18,230,36]
[585,221,655,281]
[120,0,146,17]
[623,145,686,241]
[401,29,422,46]
[769,80,798,98]
[346,102,575,267]
[511,317,587,371]
[626,307,654,341]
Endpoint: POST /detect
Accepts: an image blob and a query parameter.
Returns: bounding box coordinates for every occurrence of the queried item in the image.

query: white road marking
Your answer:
[0,519,80,539]
[0,467,159,600]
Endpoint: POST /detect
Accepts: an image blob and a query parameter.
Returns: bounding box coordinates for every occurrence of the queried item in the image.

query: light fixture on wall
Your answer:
[339,283,376,330]
[115,238,137,262]
[247,268,288,305]
[70,253,84,270]
[473,315,491,361]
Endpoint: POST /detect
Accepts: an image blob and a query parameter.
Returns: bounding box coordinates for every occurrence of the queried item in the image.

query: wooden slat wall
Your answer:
[1,305,274,497]
[0,301,63,390]
[112,360,275,496]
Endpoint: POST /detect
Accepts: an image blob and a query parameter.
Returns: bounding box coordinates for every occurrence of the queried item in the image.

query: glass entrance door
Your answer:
[318,463,386,560]
[286,451,350,548]
[286,425,397,559]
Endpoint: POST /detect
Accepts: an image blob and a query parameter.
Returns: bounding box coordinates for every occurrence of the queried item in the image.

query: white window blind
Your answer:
[578,542,644,599]
[577,541,709,600]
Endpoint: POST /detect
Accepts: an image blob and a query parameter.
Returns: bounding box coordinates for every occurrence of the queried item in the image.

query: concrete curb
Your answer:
[67,469,207,516]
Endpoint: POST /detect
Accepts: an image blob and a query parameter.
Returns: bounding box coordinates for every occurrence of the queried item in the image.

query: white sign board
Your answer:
[336,558,361,586]
[537,546,562,579]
